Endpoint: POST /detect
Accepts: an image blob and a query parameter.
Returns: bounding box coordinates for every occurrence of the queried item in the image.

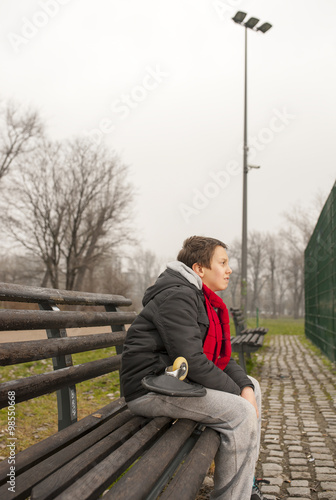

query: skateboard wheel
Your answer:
[172,357,188,380]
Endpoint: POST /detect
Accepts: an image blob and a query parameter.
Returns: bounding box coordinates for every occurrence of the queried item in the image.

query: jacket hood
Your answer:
[143,261,203,306]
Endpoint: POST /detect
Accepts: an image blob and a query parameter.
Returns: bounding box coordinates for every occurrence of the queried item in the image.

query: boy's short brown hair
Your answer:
[177,236,228,269]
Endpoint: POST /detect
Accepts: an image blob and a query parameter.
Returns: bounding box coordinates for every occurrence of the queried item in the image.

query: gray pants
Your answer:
[127,376,261,500]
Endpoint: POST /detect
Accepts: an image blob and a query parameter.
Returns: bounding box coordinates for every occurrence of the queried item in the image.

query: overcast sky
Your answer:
[1,0,335,261]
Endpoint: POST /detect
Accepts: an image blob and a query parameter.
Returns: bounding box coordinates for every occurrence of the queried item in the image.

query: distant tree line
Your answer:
[221,198,325,318]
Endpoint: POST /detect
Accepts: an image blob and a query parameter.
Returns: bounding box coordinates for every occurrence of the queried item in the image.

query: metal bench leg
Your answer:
[39,303,77,431]
[105,304,125,397]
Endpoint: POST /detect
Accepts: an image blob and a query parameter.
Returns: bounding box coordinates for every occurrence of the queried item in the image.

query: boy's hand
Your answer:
[240,387,259,418]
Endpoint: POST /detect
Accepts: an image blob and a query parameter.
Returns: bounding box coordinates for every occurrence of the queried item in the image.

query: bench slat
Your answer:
[53,416,172,500]
[0,310,136,331]
[0,332,127,365]
[0,356,121,408]
[30,414,146,500]
[160,427,220,500]
[232,333,264,349]
[249,333,260,345]
[0,399,126,484]
[231,333,253,345]
[105,419,197,500]
[0,411,140,500]
[0,282,132,306]
[256,335,265,347]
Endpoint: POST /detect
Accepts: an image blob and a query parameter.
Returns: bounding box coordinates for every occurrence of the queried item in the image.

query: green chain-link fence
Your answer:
[305,182,336,362]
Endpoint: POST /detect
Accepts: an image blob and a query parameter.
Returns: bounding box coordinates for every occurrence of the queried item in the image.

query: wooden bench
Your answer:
[0,282,220,500]
[230,307,268,372]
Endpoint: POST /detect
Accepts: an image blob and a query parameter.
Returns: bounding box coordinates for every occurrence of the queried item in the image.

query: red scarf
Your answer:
[202,283,231,370]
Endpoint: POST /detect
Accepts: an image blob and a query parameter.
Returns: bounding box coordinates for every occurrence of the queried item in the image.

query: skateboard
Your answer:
[141,357,206,397]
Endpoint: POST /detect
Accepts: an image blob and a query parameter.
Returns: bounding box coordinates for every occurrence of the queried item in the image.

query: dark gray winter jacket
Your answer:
[121,262,253,402]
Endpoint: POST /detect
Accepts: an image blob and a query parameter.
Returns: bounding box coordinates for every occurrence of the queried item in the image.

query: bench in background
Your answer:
[230,307,268,372]
[0,282,219,500]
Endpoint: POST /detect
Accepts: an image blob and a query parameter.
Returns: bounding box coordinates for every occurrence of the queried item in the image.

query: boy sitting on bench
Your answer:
[121,236,269,500]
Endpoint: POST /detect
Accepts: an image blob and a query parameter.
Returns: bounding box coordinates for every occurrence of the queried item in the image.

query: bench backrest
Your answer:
[229,307,246,335]
[0,282,136,430]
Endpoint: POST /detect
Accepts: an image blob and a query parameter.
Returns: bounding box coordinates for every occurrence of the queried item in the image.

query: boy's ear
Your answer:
[192,262,204,278]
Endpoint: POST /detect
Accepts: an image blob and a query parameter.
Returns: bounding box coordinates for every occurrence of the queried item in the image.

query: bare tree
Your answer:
[84,252,132,297]
[263,234,277,317]
[82,248,163,311]
[0,251,45,288]
[263,234,289,317]
[247,231,268,314]
[133,249,162,294]
[0,101,43,181]
[223,239,241,308]
[61,139,134,290]
[3,138,134,290]
[281,202,319,318]
[2,140,63,287]
[126,249,163,311]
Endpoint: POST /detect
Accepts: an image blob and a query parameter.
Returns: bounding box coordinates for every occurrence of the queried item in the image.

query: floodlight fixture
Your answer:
[232,11,247,24]
[257,22,273,34]
[244,17,260,30]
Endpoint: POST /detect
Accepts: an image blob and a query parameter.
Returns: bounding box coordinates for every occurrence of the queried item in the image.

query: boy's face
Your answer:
[193,246,232,292]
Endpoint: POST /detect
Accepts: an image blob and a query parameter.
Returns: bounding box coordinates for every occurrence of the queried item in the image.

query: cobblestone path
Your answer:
[256,335,336,499]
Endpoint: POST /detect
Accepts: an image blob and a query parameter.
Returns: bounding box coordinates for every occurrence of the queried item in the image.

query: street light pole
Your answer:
[242,23,248,315]
[232,11,272,318]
